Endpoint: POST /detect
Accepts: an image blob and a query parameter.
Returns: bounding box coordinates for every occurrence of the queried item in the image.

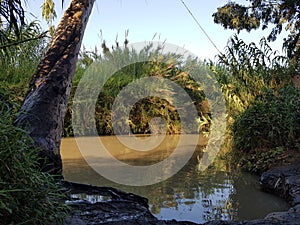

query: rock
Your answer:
[68,201,157,224]
[265,210,300,221]
[259,164,300,225]
[260,164,300,203]
[63,181,149,208]
[99,220,198,225]
[289,204,300,212]
[63,181,200,224]
[203,219,300,225]
[292,196,300,206]
[63,181,157,224]
[286,175,300,200]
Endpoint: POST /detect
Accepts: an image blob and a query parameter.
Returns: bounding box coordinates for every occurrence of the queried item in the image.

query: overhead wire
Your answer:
[179,0,222,55]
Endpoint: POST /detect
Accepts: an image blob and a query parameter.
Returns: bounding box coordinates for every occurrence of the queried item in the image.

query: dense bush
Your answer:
[212,35,300,172]
[232,86,300,172]
[64,43,210,136]
[0,97,68,224]
[212,35,291,118]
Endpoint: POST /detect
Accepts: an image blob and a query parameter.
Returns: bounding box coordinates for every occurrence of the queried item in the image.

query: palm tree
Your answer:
[14,0,95,174]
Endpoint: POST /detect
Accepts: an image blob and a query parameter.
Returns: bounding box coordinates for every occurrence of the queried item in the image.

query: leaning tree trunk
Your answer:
[14,0,95,174]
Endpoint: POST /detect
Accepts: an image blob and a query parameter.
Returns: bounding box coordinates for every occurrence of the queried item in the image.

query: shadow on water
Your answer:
[61,135,289,224]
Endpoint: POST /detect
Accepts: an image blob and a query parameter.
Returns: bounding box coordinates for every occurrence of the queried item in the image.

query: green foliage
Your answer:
[213,36,300,172]
[233,85,299,152]
[42,0,60,34]
[0,0,25,38]
[213,0,300,59]
[0,0,54,46]
[64,42,209,136]
[0,8,70,223]
[212,35,290,117]
[0,31,47,109]
[0,12,48,54]
[0,21,68,223]
[0,98,68,224]
[239,147,285,173]
[213,2,260,32]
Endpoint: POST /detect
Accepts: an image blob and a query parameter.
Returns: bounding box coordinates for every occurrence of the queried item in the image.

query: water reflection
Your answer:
[61,136,289,223]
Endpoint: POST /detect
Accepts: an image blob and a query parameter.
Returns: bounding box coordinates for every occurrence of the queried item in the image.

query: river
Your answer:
[61,135,289,223]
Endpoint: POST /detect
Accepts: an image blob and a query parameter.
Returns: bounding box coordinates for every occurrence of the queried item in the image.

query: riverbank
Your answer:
[63,163,300,225]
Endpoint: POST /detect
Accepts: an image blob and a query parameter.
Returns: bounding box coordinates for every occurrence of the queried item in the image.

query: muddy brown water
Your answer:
[61,135,289,223]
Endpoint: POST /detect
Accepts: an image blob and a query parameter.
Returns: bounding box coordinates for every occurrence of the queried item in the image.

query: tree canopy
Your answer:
[0,0,58,50]
[0,0,25,37]
[213,0,300,59]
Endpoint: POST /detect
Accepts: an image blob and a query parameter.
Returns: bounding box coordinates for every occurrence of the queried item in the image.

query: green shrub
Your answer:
[239,147,285,173]
[232,85,300,172]
[212,35,291,119]
[65,43,209,136]
[211,35,300,172]
[0,99,68,224]
[0,27,47,109]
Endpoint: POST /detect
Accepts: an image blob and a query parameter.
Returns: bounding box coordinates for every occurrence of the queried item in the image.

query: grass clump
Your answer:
[0,97,68,224]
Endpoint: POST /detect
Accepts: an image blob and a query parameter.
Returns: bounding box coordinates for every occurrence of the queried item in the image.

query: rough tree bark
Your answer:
[14,0,95,174]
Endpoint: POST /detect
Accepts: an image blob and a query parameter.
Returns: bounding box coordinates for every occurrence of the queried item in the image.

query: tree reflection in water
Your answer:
[61,136,289,223]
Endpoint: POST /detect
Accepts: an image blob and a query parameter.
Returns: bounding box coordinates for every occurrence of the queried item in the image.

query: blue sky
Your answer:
[26,0,287,60]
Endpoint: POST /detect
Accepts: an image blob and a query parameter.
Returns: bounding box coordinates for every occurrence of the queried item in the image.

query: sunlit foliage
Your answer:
[213,0,300,59]
[212,35,300,172]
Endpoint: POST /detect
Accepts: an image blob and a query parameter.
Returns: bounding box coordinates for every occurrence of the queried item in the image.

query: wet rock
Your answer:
[202,221,240,225]
[63,181,157,224]
[63,181,200,224]
[258,164,300,225]
[260,164,300,205]
[99,220,198,225]
[63,181,149,208]
[293,196,300,206]
[265,210,300,222]
[203,219,300,225]
[68,201,156,224]
[289,204,300,212]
